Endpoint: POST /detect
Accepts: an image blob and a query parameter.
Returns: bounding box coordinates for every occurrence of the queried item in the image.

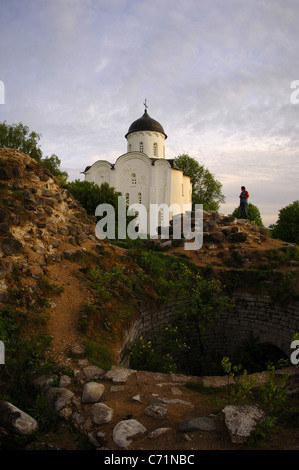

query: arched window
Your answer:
[153,142,158,156]
[139,142,144,152]
[131,173,137,185]
[138,192,142,204]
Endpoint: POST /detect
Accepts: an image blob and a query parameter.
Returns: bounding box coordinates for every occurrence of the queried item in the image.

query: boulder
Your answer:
[90,403,113,425]
[0,401,38,436]
[113,419,147,448]
[105,366,136,384]
[228,232,248,243]
[82,382,105,404]
[83,365,106,380]
[178,416,216,433]
[1,237,23,255]
[222,405,265,443]
[45,387,75,411]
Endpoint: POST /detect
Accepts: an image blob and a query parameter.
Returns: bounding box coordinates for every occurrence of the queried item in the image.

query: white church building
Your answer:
[83,104,192,234]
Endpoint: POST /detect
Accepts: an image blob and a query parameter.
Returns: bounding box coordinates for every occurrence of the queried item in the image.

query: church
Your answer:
[83,103,192,234]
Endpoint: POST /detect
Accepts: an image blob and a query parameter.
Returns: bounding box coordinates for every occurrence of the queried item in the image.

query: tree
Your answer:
[41,154,68,185]
[231,203,264,226]
[270,200,299,244]
[0,121,68,184]
[0,121,42,162]
[65,180,121,217]
[174,154,225,210]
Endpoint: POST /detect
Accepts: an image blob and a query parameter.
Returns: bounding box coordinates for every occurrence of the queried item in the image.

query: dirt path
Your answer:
[46,260,90,362]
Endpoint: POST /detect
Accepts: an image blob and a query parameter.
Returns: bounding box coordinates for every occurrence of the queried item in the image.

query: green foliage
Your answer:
[221,357,290,416]
[0,121,43,162]
[40,154,68,185]
[128,253,231,374]
[65,180,121,216]
[221,356,258,405]
[258,363,289,414]
[174,154,225,210]
[29,394,59,432]
[231,203,264,226]
[270,200,299,243]
[247,416,276,447]
[128,323,190,374]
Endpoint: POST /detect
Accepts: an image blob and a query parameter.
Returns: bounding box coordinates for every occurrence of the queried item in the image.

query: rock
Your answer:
[83,365,106,380]
[228,232,248,243]
[32,374,57,393]
[1,237,23,255]
[178,416,216,433]
[90,403,114,425]
[105,365,136,384]
[45,387,75,411]
[222,216,237,225]
[113,419,147,448]
[59,375,72,388]
[82,382,105,404]
[63,249,82,260]
[148,427,173,439]
[222,405,265,444]
[0,208,9,223]
[145,399,168,419]
[0,401,38,436]
[206,231,225,243]
[0,223,10,235]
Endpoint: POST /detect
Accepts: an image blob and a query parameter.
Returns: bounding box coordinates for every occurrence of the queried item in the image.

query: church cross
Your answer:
[143,99,148,111]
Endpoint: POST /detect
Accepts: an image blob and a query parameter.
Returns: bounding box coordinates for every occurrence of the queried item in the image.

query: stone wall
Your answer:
[119,292,299,375]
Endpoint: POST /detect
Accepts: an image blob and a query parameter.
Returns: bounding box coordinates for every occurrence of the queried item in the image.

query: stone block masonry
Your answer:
[119,293,299,375]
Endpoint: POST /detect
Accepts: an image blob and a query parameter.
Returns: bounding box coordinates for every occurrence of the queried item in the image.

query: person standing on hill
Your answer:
[239,186,249,219]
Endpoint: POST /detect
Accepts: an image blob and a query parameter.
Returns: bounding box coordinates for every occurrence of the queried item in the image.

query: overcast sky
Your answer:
[1,0,299,226]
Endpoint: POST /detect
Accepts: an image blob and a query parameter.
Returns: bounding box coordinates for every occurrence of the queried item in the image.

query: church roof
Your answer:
[125,109,167,139]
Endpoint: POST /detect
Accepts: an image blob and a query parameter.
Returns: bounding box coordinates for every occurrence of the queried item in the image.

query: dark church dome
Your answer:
[125,109,167,139]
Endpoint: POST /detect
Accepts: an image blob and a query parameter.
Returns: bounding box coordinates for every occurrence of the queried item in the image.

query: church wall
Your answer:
[84,161,113,187]
[126,131,166,159]
[114,154,151,208]
[170,169,192,214]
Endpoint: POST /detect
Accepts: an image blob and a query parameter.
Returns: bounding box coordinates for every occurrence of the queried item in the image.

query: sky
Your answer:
[1,0,299,227]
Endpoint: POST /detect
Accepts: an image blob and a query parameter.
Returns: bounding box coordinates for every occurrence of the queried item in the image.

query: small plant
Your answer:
[258,363,289,414]
[221,356,258,404]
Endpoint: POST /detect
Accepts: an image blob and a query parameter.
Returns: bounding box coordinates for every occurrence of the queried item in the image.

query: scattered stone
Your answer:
[59,375,72,388]
[83,365,106,380]
[1,237,23,255]
[32,374,57,393]
[63,249,82,260]
[145,399,168,419]
[228,231,248,243]
[113,419,147,448]
[105,365,136,384]
[178,416,216,433]
[45,387,75,411]
[148,427,173,439]
[0,401,38,436]
[222,405,265,444]
[90,403,114,425]
[82,382,105,404]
